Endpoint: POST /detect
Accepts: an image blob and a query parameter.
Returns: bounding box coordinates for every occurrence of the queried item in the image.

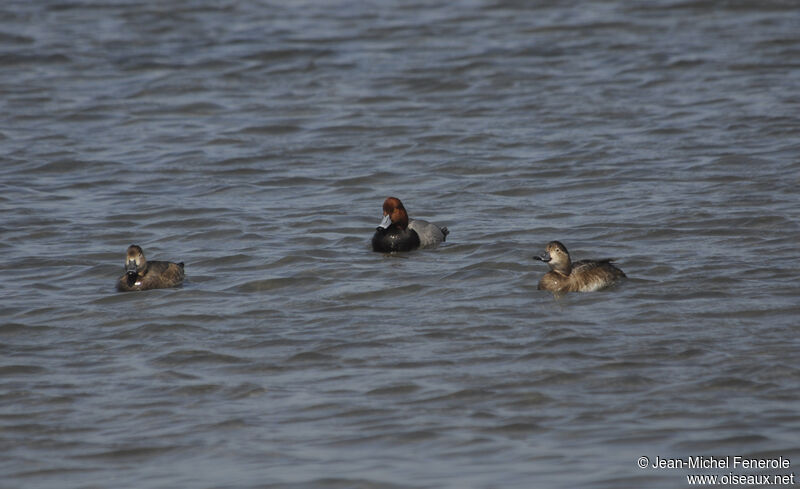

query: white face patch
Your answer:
[378,214,392,229]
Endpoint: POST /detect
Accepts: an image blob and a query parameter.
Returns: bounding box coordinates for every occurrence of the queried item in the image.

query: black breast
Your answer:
[371,226,421,252]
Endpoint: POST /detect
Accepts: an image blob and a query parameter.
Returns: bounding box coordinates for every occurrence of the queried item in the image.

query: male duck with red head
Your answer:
[116,244,185,291]
[371,197,449,252]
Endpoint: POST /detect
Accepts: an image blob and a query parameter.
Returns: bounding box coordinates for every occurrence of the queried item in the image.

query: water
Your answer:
[1,1,799,488]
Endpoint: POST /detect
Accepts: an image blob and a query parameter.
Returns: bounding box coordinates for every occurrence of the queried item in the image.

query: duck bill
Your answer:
[533,252,551,263]
[125,260,139,275]
[378,214,392,229]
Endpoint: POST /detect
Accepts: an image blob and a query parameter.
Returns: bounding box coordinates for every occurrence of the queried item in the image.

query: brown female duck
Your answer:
[116,245,185,292]
[533,241,625,293]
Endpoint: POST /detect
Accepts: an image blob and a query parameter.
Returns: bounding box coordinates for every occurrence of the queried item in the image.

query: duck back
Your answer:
[408,219,449,248]
[538,260,625,293]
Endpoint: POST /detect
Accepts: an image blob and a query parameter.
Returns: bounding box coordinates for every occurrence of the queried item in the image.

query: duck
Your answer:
[371,197,449,252]
[533,240,625,293]
[116,244,185,292]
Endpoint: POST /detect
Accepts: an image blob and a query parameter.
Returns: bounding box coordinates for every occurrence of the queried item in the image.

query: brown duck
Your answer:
[116,245,185,292]
[533,241,625,293]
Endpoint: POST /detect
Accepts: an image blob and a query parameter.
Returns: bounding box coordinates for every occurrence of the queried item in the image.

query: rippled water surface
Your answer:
[2,1,799,488]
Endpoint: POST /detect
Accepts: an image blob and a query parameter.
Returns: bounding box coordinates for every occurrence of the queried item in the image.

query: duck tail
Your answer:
[441,226,450,241]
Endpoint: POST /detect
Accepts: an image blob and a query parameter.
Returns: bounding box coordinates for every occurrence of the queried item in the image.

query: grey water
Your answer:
[1,1,799,488]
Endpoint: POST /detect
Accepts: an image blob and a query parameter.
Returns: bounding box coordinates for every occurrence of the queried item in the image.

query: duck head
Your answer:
[377,196,410,231]
[125,244,147,276]
[533,240,572,275]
